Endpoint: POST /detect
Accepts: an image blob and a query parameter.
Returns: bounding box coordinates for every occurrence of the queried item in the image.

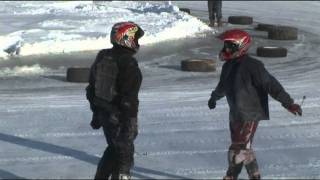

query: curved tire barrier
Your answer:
[181,59,216,72]
[66,67,90,83]
[256,46,287,57]
[179,8,191,14]
[255,23,277,32]
[228,16,253,25]
[268,26,298,40]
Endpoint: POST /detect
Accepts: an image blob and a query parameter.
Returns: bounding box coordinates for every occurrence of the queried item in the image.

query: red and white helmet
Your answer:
[219,29,251,61]
[110,21,144,51]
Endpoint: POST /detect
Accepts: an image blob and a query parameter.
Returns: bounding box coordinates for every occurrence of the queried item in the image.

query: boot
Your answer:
[209,19,215,27]
[224,162,243,180]
[245,156,260,180]
[223,175,234,180]
[217,18,223,27]
[119,174,131,180]
[249,173,261,180]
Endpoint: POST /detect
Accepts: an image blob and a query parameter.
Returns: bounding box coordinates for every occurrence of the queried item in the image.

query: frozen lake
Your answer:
[0,1,320,179]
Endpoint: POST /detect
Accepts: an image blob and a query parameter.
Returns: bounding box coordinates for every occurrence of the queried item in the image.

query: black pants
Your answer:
[208,0,222,21]
[94,110,138,179]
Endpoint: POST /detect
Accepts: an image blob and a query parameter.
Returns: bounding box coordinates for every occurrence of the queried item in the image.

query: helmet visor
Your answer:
[223,41,239,52]
[136,27,144,39]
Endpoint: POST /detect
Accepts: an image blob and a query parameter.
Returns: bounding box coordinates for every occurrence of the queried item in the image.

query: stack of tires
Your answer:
[255,23,298,58]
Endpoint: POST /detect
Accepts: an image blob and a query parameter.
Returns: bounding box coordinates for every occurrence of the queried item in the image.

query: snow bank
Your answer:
[0,64,49,77]
[0,1,211,59]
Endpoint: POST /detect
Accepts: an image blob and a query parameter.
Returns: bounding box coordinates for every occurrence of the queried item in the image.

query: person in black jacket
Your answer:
[208,29,302,180]
[86,21,144,180]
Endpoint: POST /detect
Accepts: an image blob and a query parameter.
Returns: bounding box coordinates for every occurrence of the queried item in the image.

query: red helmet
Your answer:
[111,21,144,51]
[219,29,251,61]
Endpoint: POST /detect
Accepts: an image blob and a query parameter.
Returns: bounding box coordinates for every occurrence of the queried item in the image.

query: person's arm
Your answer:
[211,78,225,100]
[211,62,227,100]
[252,61,293,108]
[86,50,106,110]
[251,61,302,116]
[208,63,226,109]
[117,56,142,117]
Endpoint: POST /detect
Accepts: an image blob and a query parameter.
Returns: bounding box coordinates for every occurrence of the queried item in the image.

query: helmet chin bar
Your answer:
[220,47,240,61]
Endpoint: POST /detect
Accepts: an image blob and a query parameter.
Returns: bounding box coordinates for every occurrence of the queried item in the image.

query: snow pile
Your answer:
[0,1,211,59]
[0,33,23,58]
[0,64,48,77]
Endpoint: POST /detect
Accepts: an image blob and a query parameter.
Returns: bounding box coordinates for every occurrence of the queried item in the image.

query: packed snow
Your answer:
[0,1,320,179]
[0,1,211,59]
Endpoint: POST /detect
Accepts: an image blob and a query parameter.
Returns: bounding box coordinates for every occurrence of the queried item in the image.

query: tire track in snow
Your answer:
[140,96,320,118]
[175,160,320,177]
[0,155,73,164]
[139,119,320,134]
[175,168,225,176]
[0,153,101,165]
[141,142,320,157]
[137,128,320,147]
[4,118,320,140]
[174,159,320,177]
[10,131,103,139]
[0,104,87,113]
[0,151,317,178]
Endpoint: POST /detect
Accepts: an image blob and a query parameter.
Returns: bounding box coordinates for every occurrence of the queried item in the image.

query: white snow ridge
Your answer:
[0,64,48,77]
[0,1,210,58]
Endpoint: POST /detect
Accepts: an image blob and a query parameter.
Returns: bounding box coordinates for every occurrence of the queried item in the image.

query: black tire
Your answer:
[268,26,298,40]
[228,16,253,25]
[181,59,216,72]
[179,8,191,14]
[255,23,276,32]
[256,46,287,57]
[66,67,90,83]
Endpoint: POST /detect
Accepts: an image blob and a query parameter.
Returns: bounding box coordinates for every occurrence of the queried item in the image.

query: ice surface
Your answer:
[0,1,320,179]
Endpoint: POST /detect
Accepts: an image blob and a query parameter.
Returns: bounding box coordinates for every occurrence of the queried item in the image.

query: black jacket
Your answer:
[86,46,142,118]
[211,55,293,121]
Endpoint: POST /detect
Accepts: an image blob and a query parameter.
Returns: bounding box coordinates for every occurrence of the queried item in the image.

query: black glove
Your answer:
[90,113,101,130]
[90,119,101,129]
[208,96,216,110]
[89,103,96,112]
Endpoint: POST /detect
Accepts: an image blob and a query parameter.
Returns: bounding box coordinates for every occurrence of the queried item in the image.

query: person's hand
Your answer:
[208,97,216,110]
[90,113,101,130]
[90,119,101,129]
[287,103,302,116]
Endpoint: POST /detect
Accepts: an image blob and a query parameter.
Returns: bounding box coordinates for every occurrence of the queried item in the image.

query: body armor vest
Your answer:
[94,54,119,102]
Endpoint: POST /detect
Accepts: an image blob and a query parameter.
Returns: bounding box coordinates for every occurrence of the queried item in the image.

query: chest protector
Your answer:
[94,54,119,102]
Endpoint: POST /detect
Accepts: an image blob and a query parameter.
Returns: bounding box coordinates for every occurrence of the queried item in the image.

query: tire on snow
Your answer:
[179,8,191,14]
[181,59,216,72]
[268,26,298,40]
[256,46,287,58]
[228,16,253,25]
[255,23,277,32]
[66,67,90,83]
